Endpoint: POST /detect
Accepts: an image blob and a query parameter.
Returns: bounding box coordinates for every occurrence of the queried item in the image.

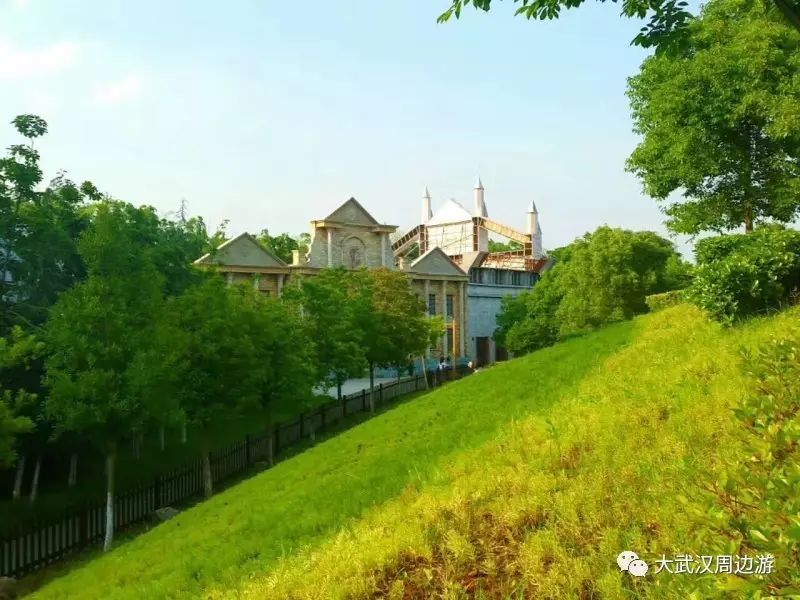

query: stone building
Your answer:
[194,197,470,361]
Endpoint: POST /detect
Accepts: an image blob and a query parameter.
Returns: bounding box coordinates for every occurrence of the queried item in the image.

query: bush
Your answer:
[687,226,800,323]
[645,289,685,312]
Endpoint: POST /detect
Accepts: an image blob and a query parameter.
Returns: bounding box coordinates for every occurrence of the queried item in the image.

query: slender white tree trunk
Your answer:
[12,454,25,500]
[103,449,116,552]
[202,453,213,499]
[181,420,187,444]
[368,363,375,413]
[29,455,41,503]
[68,452,78,487]
[159,426,165,452]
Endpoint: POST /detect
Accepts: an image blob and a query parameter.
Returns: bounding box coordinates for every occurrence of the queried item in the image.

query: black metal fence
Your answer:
[1,366,470,578]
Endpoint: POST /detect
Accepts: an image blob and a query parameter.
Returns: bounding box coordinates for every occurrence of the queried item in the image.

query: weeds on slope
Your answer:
[238,305,798,599]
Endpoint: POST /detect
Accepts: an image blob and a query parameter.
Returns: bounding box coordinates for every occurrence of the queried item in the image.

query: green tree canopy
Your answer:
[497,226,690,354]
[437,0,800,50]
[626,0,800,235]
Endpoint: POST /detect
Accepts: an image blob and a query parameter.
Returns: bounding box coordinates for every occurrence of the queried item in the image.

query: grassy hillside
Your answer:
[28,312,635,599]
[28,305,799,598]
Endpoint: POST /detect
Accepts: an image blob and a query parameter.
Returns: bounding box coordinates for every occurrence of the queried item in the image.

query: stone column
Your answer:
[381,233,387,267]
[441,280,447,356]
[277,274,284,296]
[424,278,431,358]
[326,229,333,267]
[459,282,466,358]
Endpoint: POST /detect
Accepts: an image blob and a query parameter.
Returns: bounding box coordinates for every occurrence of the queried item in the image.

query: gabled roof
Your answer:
[427,198,473,226]
[324,197,380,226]
[408,246,467,277]
[194,232,288,268]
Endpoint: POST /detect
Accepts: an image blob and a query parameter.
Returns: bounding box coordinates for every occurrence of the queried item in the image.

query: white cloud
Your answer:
[0,38,80,79]
[92,74,143,105]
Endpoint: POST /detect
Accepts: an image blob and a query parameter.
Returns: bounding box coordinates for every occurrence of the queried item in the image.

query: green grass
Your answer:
[27,316,636,599]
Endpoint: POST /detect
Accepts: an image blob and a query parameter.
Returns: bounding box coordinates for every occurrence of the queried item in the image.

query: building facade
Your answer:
[195,182,547,367]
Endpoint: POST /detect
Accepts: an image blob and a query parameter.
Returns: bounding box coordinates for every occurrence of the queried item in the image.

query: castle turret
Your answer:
[473,177,487,218]
[422,186,432,224]
[527,200,543,258]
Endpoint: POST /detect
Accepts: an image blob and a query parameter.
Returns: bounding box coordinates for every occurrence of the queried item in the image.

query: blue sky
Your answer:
[0,0,695,256]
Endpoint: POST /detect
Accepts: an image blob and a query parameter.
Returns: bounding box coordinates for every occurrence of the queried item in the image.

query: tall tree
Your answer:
[290,268,367,400]
[437,0,800,50]
[256,230,308,264]
[626,0,800,235]
[44,202,165,551]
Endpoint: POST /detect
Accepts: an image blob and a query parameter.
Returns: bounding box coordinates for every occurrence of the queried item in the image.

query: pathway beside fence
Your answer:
[1,366,470,579]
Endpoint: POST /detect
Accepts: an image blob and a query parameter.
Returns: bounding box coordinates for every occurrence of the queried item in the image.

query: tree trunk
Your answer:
[68,452,78,487]
[12,454,25,500]
[202,452,213,499]
[159,426,165,452]
[744,211,754,234]
[421,356,429,390]
[337,380,342,402]
[103,446,116,552]
[181,420,187,444]
[773,0,800,34]
[368,362,375,413]
[29,455,41,503]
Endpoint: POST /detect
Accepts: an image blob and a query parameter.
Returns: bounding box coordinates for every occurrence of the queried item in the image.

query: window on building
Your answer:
[493,270,503,285]
[470,269,480,283]
[446,294,454,318]
[428,293,436,315]
[511,271,522,286]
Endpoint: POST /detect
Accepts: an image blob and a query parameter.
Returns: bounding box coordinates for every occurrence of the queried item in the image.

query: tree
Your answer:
[498,226,689,354]
[355,269,435,411]
[290,268,367,400]
[44,202,165,551]
[488,239,523,253]
[626,0,800,235]
[1,116,90,335]
[256,230,308,264]
[0,329,36,469]
[437,0,800,50]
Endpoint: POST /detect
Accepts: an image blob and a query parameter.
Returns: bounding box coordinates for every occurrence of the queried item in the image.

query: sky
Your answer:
[0,0,695,257]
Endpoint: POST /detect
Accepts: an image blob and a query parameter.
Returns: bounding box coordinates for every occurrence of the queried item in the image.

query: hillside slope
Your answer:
[30,305,798,599]
[29,313,635,599]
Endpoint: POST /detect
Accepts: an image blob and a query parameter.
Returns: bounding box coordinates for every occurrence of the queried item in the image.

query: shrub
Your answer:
[684,327,800,596]
[687,226,800,323]
[645,289,685,312]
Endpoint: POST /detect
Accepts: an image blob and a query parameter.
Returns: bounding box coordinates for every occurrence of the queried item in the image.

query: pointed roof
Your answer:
[408,246,467,277]
[427,198,473,226]
[324,197,380,226]
[194,232,288,268]
[423,186,431,199]
[474,177,484,190]
[528,200,538,214]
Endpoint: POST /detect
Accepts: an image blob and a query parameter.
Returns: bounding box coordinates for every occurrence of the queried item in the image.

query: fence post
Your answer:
[361,388,366,411]
[274,424,280,453]
[379,383,383,406]
[320,404,327,431]
[154,474,162,510]
[245,434,251,466]
[78,505,87,548]
[267,431,274,467]
[341,394,347,418]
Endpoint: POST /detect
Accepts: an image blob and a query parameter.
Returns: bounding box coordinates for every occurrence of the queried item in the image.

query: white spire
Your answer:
[473,176,487,218]
[422,186,432,224]
[527,200,538,214]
